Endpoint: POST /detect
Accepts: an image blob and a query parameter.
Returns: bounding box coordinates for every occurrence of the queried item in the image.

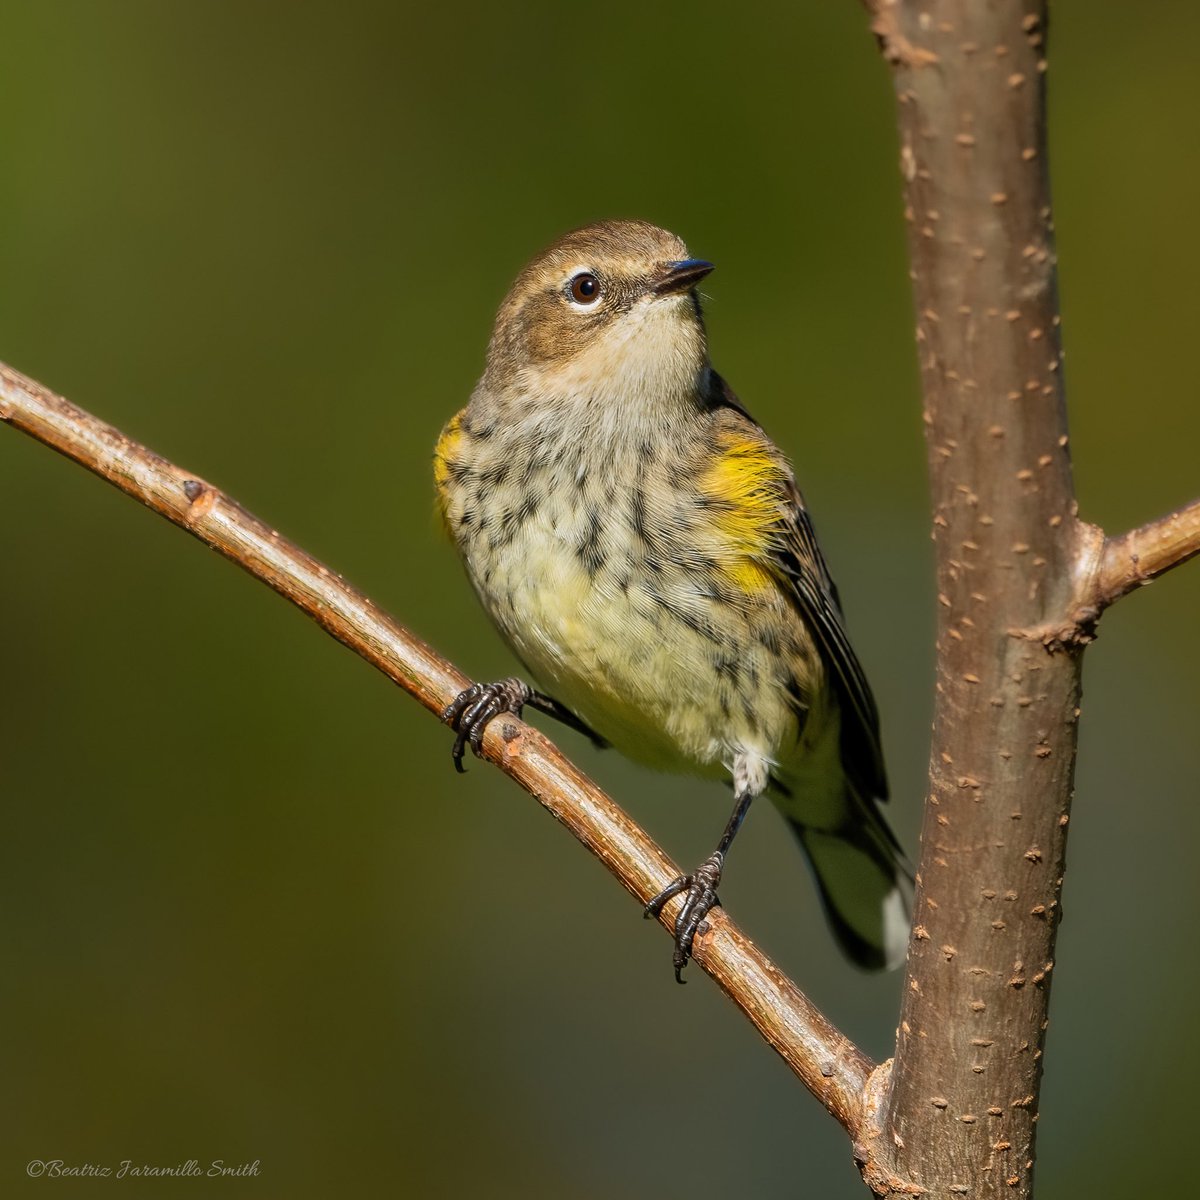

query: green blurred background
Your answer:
[1,2,1196,1195]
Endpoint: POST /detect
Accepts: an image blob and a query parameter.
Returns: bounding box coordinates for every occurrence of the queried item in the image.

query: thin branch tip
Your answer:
[1096,497,1200,609]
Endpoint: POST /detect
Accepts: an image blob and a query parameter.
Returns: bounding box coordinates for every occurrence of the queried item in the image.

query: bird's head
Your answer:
[481,220,714,412]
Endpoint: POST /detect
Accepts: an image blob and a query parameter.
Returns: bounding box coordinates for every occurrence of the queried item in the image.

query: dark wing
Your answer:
[709,372,889,803]
[774,493,889,803]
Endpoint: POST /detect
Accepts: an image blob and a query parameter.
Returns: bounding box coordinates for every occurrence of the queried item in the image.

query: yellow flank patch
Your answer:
[433,410,466,533]
[721,557,776,593]
[700,432,785,592]
[433,411,464,492]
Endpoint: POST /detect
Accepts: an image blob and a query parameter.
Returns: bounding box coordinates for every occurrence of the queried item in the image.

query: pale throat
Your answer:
[518,298,710,443]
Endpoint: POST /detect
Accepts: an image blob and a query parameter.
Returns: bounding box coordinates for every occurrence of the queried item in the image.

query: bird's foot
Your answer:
[644,851,724,983]
[442,677,532,773]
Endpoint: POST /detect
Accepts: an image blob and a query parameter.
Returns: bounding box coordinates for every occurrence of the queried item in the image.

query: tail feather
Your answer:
[791,811,911,971]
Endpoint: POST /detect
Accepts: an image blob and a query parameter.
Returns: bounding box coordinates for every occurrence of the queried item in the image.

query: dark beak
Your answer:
[653,258,715,296]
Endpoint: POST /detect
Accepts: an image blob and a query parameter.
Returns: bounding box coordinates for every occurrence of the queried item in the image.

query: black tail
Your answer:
[788,801,911,971]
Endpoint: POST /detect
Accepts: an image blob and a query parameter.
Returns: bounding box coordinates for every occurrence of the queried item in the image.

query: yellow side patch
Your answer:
[700,432,784,593]
[433,411,464,491]
[433,410,466,533]
[720,557,776,593]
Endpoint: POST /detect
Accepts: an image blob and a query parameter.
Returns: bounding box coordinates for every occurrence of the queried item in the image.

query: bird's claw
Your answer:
[644,851,725,983]
[441,678,532,772]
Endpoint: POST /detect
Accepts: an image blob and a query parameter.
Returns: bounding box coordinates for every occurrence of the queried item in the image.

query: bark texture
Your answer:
[861,3,1081,1196]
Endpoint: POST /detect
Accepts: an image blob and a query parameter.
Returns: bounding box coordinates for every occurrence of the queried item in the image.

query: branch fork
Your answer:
[1012,506,1200,651]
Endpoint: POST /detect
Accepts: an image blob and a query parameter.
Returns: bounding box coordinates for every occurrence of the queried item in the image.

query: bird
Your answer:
[433,219,909,980]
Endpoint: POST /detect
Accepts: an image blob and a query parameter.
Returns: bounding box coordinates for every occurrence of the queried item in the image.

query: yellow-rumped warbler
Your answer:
[434,220,908,979]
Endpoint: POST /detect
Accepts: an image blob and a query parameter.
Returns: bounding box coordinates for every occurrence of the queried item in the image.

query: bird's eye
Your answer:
[568,272,601,306]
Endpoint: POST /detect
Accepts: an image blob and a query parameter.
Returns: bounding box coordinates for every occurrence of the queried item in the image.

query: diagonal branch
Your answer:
[1096,498,1200,609]
[0,358,874,1136]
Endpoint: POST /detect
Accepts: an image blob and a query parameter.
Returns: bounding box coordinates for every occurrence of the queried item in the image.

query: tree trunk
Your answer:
[860,3,1086,1196]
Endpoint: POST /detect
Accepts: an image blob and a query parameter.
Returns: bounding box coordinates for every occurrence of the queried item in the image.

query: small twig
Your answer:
[1096,498,1200,609]
[0,358,874,1135]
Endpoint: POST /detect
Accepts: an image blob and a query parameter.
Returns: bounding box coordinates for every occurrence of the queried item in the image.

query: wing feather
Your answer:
[708,373,888,803]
